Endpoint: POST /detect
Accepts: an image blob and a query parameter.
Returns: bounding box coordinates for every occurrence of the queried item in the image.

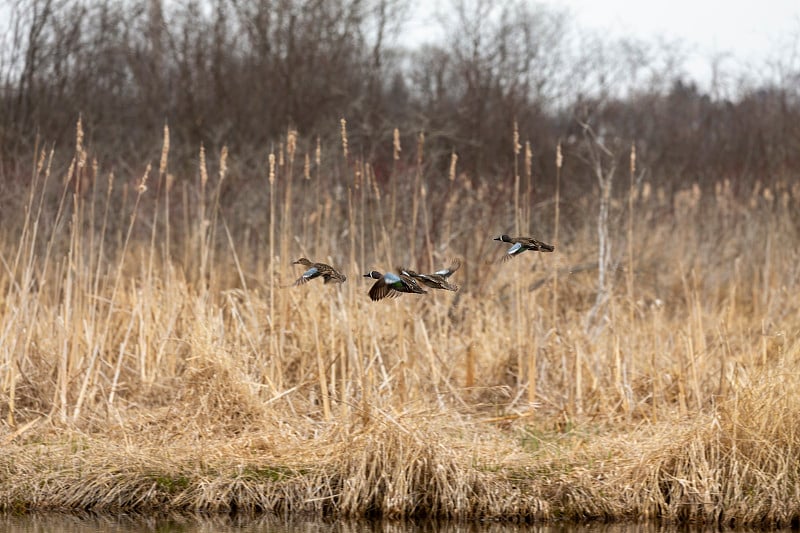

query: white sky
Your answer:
[552,0,800,84]
[405,0,800,91]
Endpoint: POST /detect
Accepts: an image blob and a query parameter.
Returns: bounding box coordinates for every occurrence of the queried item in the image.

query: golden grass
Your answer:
[0,122,799,526]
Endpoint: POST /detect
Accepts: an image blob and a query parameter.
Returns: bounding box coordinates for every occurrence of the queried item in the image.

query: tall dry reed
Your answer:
[0,118,798,525]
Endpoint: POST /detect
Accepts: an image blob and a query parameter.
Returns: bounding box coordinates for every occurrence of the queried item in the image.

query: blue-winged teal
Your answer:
[292,258,347,286]
[400,259,461,291]
[363,270,427,301]
[494,234,554,261]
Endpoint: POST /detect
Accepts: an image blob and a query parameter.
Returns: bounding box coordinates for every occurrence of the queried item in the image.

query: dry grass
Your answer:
[0,122,799,527]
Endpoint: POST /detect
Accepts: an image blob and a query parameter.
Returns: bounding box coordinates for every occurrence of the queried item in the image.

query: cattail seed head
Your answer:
[630,143,636,174]
[137,162,151,194]
[75,116,84,154]
[340,118,349,160]
[556,142,563,169]
[278,142,285,167]
[315,136,321,167]
[393,128,401,161]
[372,172,381,200]
[268,153,276,185]
[199,144,208,189]
[75,116,86,170]
[524,141,532,178]
[219,145,228,182]
[513,121,521,155]
[304,153,311,180]
[64,159,75,186]
[159,123,170,177]
[45,147,54,179]
[416,131,425,166]
[449,151,458,181]
[37,148,47,174]
[287,129,297,163]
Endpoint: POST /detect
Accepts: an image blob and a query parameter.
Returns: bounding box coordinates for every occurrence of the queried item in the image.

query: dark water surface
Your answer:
[0,513,757,533]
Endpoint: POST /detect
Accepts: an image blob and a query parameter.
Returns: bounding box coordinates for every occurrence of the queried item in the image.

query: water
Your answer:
[0,514,738,533]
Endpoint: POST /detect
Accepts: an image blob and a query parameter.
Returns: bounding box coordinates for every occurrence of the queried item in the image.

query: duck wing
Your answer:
[434,258,462,277]
[293,266,320,285]
[368,278,397,301]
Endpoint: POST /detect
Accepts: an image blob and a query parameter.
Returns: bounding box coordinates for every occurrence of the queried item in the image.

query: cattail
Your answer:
[449,151,458,181]
[315,136,322,167]
[642,181,651,201]
[278,142,285,167]
[630,143,636,174]
[64,158,75,186]
[75,116,86,170]
[37,148,47,174]
[159,123,170,177]
[556,142,563,169]
[340,118,348,160]
[137,162,151,194]
[199,143,208,189]
[107,171,114,194]
[393,128,401,160]
[416,131,425,166]
[268,153,276,185]
[45,147,54,180]
[513,120,521,155]
[304,153,311,180]
[524,141,532,179]
[219,145,228,182]
[287,129,297,164]
[75,116,84,154]
[372,172,381,200]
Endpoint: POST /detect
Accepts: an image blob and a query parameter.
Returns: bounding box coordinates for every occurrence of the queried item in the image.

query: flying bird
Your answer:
[363,270,427,301]
[292,257,347,286]
[493,234,554,262]
[400,259,461,291]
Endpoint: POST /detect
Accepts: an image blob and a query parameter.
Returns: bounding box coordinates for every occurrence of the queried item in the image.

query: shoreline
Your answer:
[3,374,799,529]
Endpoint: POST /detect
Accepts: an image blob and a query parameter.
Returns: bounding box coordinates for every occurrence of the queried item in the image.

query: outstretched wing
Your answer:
[500,242,523,262]
[293,266,319,286]
[368,279,396,301]
[434,258,462,277]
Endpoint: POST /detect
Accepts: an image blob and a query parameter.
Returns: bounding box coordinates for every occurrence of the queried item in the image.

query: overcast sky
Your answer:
[405,0,800,91]
[553,0,800,82]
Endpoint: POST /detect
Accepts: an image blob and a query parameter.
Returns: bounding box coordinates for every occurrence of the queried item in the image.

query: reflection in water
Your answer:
[0,514,744,533]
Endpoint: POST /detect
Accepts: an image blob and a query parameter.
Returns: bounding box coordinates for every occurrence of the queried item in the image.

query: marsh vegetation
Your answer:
[1,0,800,528]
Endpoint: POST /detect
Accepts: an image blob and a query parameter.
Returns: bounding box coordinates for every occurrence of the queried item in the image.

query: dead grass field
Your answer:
[1,122,799,527]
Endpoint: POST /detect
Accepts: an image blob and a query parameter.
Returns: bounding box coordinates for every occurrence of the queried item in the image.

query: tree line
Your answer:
[1,0,799,199]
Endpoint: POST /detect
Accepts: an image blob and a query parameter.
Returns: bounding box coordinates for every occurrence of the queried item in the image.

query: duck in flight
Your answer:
[363,270,427,301]
[400,259,461,291]
[493,235,554,262]
[292,258,347,286]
